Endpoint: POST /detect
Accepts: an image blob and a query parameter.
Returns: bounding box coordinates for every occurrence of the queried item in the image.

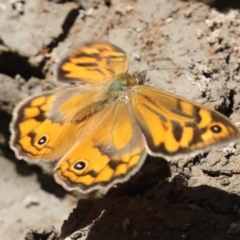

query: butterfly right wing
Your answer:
[131,85,240,160]
[9,85,105,162]
[57,42,129,85]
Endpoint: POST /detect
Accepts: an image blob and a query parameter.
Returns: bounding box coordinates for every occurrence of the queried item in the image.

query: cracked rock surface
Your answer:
[1,0,240,239]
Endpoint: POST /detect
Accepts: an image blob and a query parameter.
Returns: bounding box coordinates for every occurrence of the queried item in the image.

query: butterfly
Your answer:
[9,41,240,193]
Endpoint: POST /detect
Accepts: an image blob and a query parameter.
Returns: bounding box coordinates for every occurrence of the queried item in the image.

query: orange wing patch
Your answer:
[57,42,129,85]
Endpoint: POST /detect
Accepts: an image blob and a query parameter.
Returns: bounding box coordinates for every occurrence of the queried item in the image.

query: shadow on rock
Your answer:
[60,156,240,240]
[211,0,240,11]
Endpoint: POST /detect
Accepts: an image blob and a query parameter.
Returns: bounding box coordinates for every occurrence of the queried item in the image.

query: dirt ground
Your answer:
[1,0,240,239]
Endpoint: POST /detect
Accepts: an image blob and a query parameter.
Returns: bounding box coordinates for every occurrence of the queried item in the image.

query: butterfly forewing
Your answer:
[10,85,105,162]
[132,85,240,159]
[57,42,129,85]
[10,92,65,161]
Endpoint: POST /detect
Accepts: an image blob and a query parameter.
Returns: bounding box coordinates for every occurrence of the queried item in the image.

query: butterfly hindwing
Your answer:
[54,102,146,193]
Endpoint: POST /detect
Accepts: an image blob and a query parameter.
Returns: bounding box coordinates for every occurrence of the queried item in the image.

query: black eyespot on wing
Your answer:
[38,135,47,145]
[74,161,86,170]
[210,124,222,133]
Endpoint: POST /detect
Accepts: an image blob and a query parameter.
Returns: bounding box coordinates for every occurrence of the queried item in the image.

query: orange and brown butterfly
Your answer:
[10,41,240,193]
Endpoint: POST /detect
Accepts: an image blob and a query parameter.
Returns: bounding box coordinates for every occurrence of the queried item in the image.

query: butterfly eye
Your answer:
[37,135,49,146]
[74,159,89,172]
[210,124,222,134]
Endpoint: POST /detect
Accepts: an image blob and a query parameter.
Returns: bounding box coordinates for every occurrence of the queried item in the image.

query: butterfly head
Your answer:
[109,71,147,91]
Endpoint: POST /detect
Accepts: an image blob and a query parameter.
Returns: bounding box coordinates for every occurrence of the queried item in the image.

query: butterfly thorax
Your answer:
[69,74,136,124]
[108,71,146,91]
[105,71,147,106]
[104,73,135,103]
[110,73,135,89]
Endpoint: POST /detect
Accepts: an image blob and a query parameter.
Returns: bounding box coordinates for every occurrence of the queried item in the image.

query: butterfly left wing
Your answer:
[131,85,240,160]
[57,42,129,85]
[54,102,146,193]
